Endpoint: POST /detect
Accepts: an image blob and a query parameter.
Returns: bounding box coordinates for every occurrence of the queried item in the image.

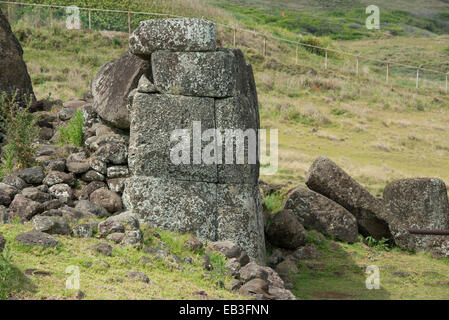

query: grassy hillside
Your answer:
[2,0,449,300]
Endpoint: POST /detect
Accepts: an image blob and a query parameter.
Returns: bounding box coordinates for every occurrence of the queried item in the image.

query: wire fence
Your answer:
[1,0,448,94]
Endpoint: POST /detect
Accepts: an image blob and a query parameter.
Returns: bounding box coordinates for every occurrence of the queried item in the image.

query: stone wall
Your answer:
[121,18,266,263]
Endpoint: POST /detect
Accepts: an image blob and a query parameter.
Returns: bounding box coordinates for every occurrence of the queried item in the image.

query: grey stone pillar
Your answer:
[123,18,265,262]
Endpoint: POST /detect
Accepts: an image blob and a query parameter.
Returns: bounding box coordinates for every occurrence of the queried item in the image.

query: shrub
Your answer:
[59,110,84,147]
[0,91,40,176]
[0,246,15,300]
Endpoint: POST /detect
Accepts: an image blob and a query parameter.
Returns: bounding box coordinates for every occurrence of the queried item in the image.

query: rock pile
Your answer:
[121,18,265,263]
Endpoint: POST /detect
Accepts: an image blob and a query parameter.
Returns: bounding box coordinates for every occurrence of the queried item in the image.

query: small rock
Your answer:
[21,187,52,203]
[43,171,75,187]
[43,158,66,172]
[15,231,58,247]
[9,194,44,220]
[17,167,45,185]
[81,170,105,182]
[79,181,107,200]
[25,269,52,277]
[203,255,213,271]
[106,232,125,243]
[209,240,242,259]
[2,174,27,190]
[90,188,122,213]
[59,106,75,121]
[73,222,98,238]
[240,262,269,282]
[75,200,110,218]
[106,166,129,179]
[91,242,113,256]
[239,278,272,299]
[33,216,71,235]
[98,220,125,238]
[128,271,150,284]
[48,184,74,201]
[292,244,322,260]
[266,210,307,250]
[185,236,203,252]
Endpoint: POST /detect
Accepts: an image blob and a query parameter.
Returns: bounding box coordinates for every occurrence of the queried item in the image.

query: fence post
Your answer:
[233,27,236,47]
[50,6,53,27]
[356,56,359,77]
[263,35,267,56]
[128,11,131,34]
[295,43,298,65]
[88,9,92,30]
[386,63,389,84]
[7,3,11,22]
[446,73,449,93]
[416,68,420,89]
[324,49,328,70]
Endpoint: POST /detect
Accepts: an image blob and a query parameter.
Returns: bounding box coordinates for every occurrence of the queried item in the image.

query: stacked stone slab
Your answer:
[123,18,265,263]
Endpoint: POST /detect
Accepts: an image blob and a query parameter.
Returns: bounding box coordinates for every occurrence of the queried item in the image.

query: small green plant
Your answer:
[263,192,284,213]
[209,252,228,276]
[59,110,84,147]
[0,246,15,300]
[0,91,40,176]
[365,236,391,251]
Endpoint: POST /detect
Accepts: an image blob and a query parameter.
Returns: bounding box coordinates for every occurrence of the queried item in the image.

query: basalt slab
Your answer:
[128,93,217,182]
[151,49,250,98]
[129,18,216,58]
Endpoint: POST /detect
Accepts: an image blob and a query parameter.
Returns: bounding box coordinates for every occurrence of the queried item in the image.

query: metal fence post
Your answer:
[50,6,53,27]
[446,73,448,93]
[295,43,298,65]
[263,35,267,56]
[416,68,420,89]
[356,56,359,77]
[233,27,236,47]
[324,49,328,70]
[386,63,389,84]
[7,3,11,22]
[128,11,131,34]
[88,8,92,30]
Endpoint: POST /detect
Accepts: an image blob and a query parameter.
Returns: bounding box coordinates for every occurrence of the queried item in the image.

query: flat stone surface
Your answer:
[129,18,216,58]
[123,176,217,240]
[216,94,260,184]
[152,49,249,98]
[129,93,217,182]
[15,231,58,247]
[216,183,265,263]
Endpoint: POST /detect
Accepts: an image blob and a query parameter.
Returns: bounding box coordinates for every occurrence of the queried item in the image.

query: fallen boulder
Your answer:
[283,186,358,243]
[91,50,150,129]
[306,156,391,240]
[266,209,307,249]
[383,178,449,251]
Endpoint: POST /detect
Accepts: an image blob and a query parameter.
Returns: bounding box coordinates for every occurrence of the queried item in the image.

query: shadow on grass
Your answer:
[0,247,37,300]
[285,234,391,300]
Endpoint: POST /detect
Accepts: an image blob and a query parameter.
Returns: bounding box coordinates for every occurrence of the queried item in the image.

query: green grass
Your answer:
[59,110,84,147]
[291,232,449,300]
[0,222,244,300]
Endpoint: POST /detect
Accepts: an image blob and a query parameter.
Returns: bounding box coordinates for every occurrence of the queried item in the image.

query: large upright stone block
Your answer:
[125,18,265,262]
[123,176,217,240]
[129,93,217,182]
[216,184,266,263]
[152,49,249,98]
[216,95,260,185]
[130,18,217,58]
